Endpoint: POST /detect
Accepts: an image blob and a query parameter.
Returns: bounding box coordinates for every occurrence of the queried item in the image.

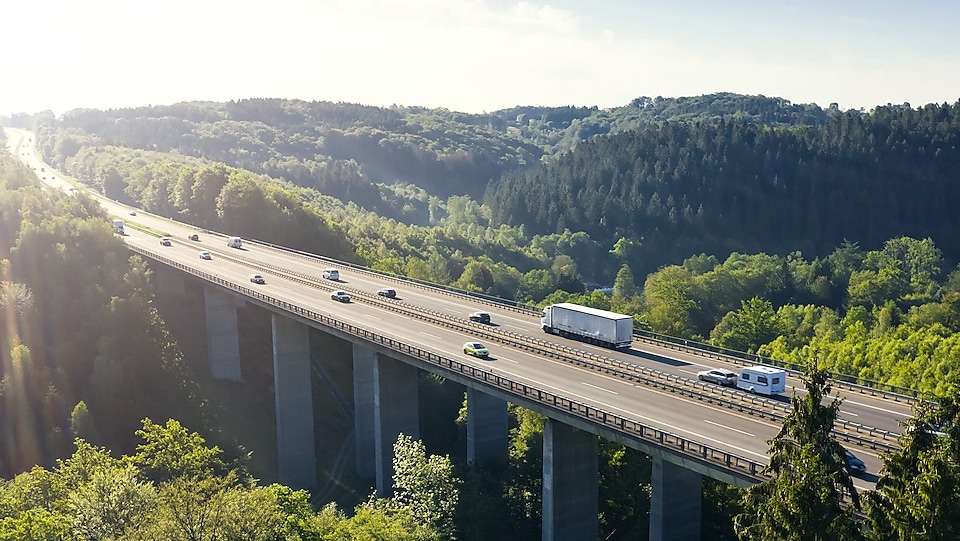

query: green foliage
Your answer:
[130,418,228,484]
[735,362,862,540]
[391,434,460,540]
[710,297,781,353]
[864,393,960,540]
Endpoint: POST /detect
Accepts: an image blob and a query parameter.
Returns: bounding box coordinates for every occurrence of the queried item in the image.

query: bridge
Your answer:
[5,128,917,541]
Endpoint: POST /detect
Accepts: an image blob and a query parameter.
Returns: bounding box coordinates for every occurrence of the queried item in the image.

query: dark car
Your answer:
[843,449,866,474]
[188,234,199,241]
[469,311,491,324]
[331,290,351,303]
[377,287,397,298]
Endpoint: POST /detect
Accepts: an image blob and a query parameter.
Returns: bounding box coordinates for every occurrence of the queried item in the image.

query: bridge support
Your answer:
[203,286,241,381]
[373,355,419,496]
[649,457,702,541]
[542,419,598,541]
[272,314,316,490]
[466,387,508,466]
[353,342,377,479]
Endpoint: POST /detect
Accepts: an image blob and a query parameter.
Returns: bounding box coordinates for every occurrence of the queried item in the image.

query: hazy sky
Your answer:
[3,0,959,116]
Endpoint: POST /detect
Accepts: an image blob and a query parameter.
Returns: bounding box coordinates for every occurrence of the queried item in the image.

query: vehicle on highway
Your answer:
[697,368,737,386]
[843,449,866,474]
[199,251,212,260]
[330,290,351,303]
[540,303,633,349]
[469,311,491,324]
[736,365,786,395]
[227,236,243,248]
[188,234,200,241]
[249,274,265,284]
[322,268,340,281]
[159,237,172,246]
[377,287,397,298]
[463,342,489,358]
[130,211,137,216]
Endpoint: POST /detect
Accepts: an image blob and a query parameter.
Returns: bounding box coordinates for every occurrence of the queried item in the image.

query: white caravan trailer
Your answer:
[736,365,787,395]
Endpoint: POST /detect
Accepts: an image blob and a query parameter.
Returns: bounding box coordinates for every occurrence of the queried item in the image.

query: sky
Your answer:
[3,0,959,117]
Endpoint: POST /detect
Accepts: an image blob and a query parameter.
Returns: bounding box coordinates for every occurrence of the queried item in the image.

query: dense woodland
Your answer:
[3,91,960,539]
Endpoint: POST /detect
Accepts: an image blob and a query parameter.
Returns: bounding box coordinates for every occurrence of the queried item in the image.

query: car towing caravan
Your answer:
[736,365,787,395]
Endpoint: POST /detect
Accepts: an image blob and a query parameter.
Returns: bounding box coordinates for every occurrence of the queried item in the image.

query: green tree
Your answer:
[68,464,157,540]
[710,297,781,353]
[864,392,960,540]
[391,434,460,540]
[612,263,638,301]
[516,269,555,303]
[735,362,862,540]
[69,401,99,445]
[129,419,227,484]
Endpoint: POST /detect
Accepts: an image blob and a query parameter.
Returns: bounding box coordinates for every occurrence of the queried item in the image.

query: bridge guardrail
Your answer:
[132,245,770,482]
[244,237,924,406]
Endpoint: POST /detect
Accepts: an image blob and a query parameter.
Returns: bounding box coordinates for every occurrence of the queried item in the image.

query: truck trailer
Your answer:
[540,303,633,349]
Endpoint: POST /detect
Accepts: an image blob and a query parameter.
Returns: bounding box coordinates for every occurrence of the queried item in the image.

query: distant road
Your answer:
[6,127,915,491]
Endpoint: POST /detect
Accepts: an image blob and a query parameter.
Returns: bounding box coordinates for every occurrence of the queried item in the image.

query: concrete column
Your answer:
[203,286,241,381]
[353,342,377,479]
[272,314,316,490]
[649,457,702,541]
[542,419,598,541]
[466,387,508,466]
[373,356,419,496]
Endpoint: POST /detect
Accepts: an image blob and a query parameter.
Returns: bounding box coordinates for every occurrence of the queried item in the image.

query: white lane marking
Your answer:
[839,410,859,417]
[704,419,754,437]
[842,398,910,416]
[492,365,768,459]
[581,381,618,395]
[679,368,699,376]
[420,332,442,340]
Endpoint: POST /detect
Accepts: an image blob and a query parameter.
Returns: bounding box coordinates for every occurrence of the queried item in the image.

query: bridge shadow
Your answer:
[623,348,692,367]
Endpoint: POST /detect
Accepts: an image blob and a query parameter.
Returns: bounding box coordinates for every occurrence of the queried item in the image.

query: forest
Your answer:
[3,92,960,539]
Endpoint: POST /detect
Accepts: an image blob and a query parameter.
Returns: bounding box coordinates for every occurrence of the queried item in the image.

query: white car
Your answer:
[249,274,265,284]
[322,268,340,281]
[697,368,737,386]
[159,237,172,246]
[199,251,212,260]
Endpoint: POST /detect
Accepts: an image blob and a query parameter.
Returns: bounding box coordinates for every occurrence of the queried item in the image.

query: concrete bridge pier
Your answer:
[542,419,598,541]
[203,286,241,381]
[272,314,316,490]
[353,342,377,479]
[466,387,508,466]
[373,355,420,496]
[649,456,702,541]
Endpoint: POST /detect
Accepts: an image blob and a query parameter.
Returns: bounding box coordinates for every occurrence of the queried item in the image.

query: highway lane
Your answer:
[119,225,885,491]
[5,128,892,488]
[1,126,925,434]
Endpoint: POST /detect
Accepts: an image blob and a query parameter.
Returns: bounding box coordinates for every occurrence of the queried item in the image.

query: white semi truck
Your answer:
[540,303,633,349]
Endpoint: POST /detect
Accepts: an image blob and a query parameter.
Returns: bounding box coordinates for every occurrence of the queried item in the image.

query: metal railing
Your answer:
[132,245,770,482]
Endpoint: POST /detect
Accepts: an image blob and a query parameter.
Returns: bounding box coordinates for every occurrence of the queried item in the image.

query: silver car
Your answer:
[697,368,737,386]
